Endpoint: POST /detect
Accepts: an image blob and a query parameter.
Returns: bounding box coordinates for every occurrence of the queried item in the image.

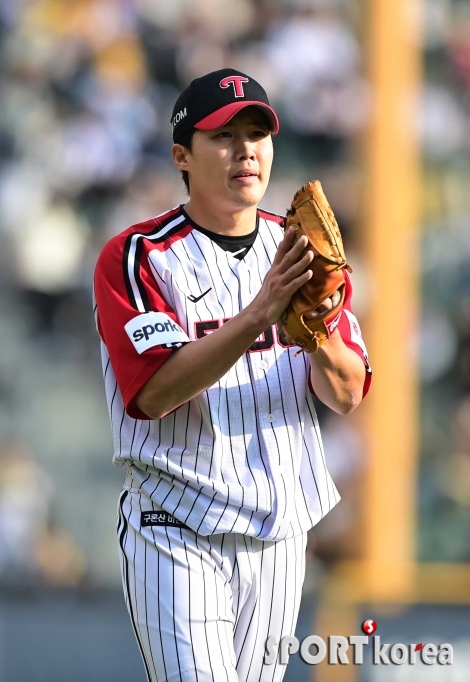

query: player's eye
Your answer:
[215,131,232,138]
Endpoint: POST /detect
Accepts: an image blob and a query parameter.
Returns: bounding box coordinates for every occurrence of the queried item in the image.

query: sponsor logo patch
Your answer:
[125,312,190,354]
[141,511,190,528]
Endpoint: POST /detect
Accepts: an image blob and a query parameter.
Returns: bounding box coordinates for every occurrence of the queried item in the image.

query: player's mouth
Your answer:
[231,170,259,183]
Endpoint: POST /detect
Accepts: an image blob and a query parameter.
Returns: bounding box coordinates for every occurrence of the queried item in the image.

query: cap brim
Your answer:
[194,101,279,134]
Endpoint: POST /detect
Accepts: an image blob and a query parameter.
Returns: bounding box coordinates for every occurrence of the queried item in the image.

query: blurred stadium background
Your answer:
[0,0,469,680]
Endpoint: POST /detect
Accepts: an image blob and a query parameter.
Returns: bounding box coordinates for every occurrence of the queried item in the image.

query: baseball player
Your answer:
[94,69,371,682]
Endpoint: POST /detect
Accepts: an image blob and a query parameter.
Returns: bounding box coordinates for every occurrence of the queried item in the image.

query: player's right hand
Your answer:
[248,226,313,327]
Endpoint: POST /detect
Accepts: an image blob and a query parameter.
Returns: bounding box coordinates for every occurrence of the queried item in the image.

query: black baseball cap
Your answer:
[171,68,279,143]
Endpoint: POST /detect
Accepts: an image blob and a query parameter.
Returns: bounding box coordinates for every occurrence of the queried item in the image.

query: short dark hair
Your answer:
[177,127,196,194]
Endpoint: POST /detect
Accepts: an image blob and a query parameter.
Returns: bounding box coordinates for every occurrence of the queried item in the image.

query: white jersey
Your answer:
[94,205,371,542]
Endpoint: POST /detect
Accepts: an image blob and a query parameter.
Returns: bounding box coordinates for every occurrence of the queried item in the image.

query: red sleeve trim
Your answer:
[338,271,372,398]
[257,208,285,226]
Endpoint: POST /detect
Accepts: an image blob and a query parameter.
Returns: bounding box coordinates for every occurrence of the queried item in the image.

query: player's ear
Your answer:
[172,144,190,171]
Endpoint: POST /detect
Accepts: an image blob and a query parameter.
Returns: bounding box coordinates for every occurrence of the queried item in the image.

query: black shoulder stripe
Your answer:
[122,209,188,311]
[133,232,151,311]
[123,232,138,308]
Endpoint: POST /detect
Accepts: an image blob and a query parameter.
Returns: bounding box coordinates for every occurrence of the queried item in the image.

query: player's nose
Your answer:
[234,140,256,162]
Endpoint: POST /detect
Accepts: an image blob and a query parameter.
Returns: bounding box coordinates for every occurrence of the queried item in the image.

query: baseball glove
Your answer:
[279,180,352,353]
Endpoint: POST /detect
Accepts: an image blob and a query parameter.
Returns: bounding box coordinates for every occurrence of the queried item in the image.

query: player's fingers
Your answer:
[303,289,341,319]
[282,249,313,281]
[304,298,332,319]
[285,268,313,295]
[273,226,297,264]
[279,235,310,272]
[275,231,298,264]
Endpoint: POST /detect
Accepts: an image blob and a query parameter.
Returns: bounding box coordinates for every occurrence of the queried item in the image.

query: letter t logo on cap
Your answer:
[219,76,249,98]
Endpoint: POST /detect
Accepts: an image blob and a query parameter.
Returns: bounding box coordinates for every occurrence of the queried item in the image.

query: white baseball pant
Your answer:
[117,488,307,682]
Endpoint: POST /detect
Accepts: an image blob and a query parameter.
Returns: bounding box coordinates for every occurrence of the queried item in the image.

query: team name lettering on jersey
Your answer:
[195,320,292,353]
[125,312,190,353]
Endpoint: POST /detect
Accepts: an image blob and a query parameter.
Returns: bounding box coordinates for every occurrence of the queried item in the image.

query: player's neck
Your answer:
[183,199,258,236]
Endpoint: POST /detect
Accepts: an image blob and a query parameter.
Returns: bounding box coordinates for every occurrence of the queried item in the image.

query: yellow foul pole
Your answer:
[363,0,423,599]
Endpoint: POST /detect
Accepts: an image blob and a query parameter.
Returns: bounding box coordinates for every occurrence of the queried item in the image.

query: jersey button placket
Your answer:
[237,257,252,310]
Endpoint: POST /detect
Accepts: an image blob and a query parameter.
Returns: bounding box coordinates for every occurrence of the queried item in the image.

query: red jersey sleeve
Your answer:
[336,270,372,398]
[307,271,372,399]
[94,230,190,420]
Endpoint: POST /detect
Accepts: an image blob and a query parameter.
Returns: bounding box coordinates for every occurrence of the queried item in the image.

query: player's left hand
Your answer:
[303,290,342,320]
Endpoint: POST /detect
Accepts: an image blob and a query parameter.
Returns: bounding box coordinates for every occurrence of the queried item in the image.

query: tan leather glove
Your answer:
[280,180,352,353]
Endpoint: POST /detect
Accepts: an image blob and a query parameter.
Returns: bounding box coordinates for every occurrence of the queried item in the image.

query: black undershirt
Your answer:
[181,207,259,260]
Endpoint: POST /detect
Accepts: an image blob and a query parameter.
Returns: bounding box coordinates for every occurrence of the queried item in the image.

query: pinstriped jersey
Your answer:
[94,205,371,541]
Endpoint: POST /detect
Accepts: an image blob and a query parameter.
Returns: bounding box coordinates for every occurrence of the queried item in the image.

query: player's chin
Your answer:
[228,178,266,206]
